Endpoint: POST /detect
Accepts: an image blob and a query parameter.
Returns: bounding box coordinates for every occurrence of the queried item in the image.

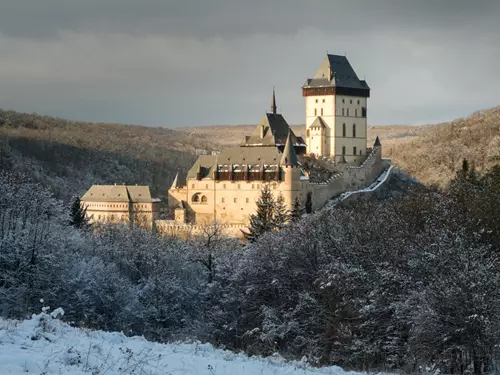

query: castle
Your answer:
[159,54,390,238]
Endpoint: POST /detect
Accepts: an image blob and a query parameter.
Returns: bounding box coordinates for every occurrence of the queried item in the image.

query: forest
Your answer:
[2,159,500,374]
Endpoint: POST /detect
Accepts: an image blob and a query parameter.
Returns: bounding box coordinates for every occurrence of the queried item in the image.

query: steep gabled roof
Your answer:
[81,185,154,203]
[303,54,370,91]
[186,155,217,180]
[242,113,305,147]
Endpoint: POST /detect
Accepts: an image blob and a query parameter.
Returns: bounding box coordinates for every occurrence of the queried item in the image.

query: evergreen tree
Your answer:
[290,196,301,222]
[69,196,88,229]
[243,184,275,242]
[273,193,289,230]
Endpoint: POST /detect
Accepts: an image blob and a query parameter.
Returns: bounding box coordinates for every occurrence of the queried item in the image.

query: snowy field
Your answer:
[0,309,382,375]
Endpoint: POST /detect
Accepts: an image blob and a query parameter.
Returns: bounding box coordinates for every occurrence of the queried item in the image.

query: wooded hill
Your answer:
[0,109,214,201]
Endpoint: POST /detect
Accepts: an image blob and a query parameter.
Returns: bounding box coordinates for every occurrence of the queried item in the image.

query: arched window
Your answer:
[342,123,346,137]
[201,195,208,204]
[192,193,201,203]
[353,124,356,138]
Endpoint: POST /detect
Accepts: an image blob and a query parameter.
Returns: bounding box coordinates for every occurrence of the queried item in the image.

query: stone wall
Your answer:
[308,146,384,211]
[156,220,247,239]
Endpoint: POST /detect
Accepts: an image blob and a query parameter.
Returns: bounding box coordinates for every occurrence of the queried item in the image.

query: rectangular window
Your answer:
[342,146,346,155]
[347,108,349,116]
[314,108,317,116]
[357,100,360,105]
[205,184,208,189]
[342,99,345,104]
[238,184,241,189]
[252,184,255,189]
[353,146,357,155]
[322,99,325,103]
[321,108,323,116]
[355,109,357,117]
[246,198,249,203]
[342,108,345,116]
[221,197,225,203]
[223,184,226,189]
[234,198,237,203]
[191,184,195,189]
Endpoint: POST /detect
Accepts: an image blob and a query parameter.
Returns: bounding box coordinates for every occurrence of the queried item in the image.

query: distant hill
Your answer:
[385,107,500,186]
[2,106,498,200]
[0,109,216,201]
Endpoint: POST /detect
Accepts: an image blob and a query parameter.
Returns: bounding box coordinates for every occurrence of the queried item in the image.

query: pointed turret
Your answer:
[280,130,299,167]
[374,136,381,147]
[271,87,277,114]
[170,172,180,189]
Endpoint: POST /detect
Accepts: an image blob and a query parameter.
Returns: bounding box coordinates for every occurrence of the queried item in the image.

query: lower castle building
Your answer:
[81,185,160,228]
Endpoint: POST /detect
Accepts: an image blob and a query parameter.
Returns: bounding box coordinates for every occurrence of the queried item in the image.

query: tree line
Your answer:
[2,161,500,374]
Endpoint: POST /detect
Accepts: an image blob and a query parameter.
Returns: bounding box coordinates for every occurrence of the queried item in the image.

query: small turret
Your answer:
[280,130,299,167]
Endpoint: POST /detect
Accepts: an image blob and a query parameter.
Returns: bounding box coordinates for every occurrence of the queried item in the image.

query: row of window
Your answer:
[315,98,362,105]
[313,107,365,117]
[192,193,255,204]
[86,203,149,209]
[191,183,264,190]
[307,123,358,138]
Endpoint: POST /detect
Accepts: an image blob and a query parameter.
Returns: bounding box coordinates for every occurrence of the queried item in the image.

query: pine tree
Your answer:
[69,196,88,229]
[273,193,289,230]
[290,196,301,222]
[243,184,275,242]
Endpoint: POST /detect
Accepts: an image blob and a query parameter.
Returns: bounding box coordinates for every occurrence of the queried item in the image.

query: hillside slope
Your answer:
[386,107,500,186]
[0,110,217,200]
[0,311,375,375]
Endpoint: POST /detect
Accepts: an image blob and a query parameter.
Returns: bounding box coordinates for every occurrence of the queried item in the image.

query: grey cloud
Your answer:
[0,1,499,127]
[1,0,499,38]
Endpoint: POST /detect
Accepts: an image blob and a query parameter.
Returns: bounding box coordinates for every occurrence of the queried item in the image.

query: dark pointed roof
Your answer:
[271,88,277,115]
[302,54,370,91]
[280,130,299,167]
[374,136,381,147]
[241,113,305,148]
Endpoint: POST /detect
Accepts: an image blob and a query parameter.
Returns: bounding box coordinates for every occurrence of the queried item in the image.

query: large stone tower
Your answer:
[302,54,370,163]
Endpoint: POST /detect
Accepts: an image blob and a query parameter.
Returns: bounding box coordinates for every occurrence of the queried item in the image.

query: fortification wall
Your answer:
[155,220,247,239]
[308,146,384,210]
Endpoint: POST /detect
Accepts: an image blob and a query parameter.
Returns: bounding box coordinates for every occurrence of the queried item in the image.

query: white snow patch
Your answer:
[0,312,385,375]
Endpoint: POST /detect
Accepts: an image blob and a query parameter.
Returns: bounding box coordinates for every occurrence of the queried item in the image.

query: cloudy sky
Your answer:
[0,0,499,127]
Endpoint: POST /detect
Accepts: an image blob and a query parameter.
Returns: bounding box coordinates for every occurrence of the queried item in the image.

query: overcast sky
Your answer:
[0,0,499,127]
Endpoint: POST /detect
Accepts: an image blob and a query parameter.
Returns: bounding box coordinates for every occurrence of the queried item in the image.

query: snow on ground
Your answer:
[0,310,382,375]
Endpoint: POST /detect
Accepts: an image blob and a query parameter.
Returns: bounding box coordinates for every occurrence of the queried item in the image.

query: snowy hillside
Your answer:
[0,310,379,375]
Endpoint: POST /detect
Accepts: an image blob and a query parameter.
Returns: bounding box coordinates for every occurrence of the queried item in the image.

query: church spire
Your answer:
[271,87,277,114]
